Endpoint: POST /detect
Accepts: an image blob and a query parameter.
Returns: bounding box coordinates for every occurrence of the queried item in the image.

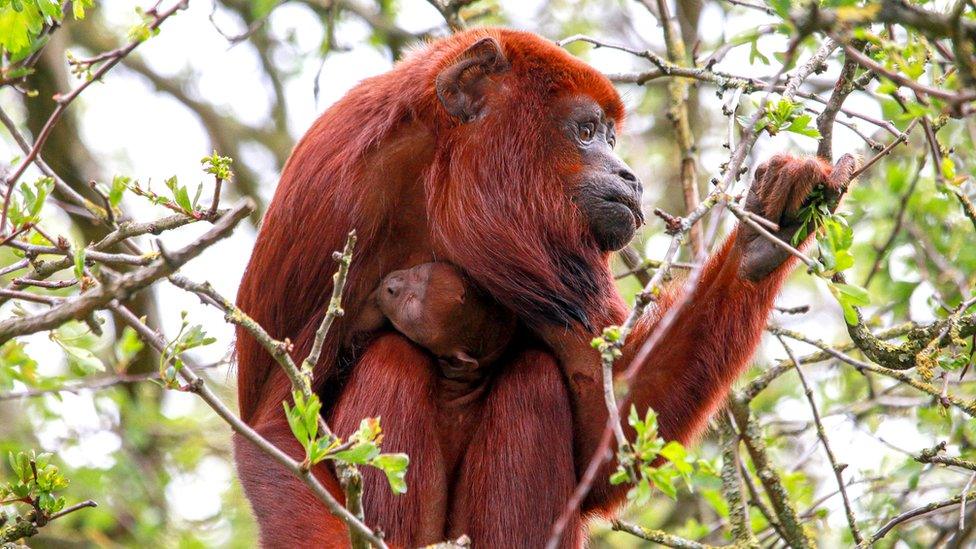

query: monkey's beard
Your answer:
[427,161,617,332]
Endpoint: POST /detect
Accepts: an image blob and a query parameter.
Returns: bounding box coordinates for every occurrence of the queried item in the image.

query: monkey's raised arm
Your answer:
[544,154,858,513]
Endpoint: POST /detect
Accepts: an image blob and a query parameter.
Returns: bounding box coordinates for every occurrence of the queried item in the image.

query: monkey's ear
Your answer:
[436,37,509,123]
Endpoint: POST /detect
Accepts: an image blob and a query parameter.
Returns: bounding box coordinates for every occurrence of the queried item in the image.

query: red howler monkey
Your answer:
[234,27,857,547]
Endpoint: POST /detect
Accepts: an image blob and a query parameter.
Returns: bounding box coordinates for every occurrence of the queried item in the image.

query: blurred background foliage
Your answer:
[1,0,975,547]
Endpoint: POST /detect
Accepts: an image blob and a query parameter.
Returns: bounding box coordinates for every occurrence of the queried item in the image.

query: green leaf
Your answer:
[786,114,822,138]
[114,326,144,371]
[371,453,409,495]
[331,441,379,464]
[660,441,692,475]
[834,250,855,272]
[201,151,234,181]
[283,398,309,448]
[0,3,42,58]
[649,468,677,499]
[61,344,105,374]
[73,247,86,279]
[938,354,967,371]
[165,176,193,212]
[302,395,321,444]
[702,488,730,518]
[251,0,278,18]
[72,0,94,20]
[350,417,382,444]
[38,0,62,20]
[609,469,630,485]
[27,176,54,218]
[34,452,52,470]
[829,282,870,325]
[627,405,640,430]
[749,40,770,65]
[833,283,870,306]
[941,157,957,180]
[109,175,129,208]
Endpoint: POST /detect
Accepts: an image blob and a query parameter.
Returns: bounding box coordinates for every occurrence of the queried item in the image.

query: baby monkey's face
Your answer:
[376,263,467,356]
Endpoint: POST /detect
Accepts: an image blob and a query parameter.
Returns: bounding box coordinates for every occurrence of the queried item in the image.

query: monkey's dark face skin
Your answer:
[559,96,644,252]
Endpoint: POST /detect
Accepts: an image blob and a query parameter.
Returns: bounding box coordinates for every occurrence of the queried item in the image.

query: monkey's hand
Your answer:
[736,153,859,281]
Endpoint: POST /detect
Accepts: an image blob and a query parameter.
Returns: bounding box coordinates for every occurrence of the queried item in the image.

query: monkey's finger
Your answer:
[823,153,861,210]
[746,154,792,217]
[782,157,833,218]
[829,153,860,189]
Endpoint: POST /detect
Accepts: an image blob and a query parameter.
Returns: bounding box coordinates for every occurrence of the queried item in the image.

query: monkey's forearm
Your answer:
[566,231,797,513]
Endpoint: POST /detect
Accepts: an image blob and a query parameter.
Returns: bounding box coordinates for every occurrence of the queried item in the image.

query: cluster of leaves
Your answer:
[50,323,105,376]
[0,0,91,65]
[123,153,233,218]
[591,325,623,361]
[610,406,713,502]
[790,188,871,324]
[0,322,142,399]
[158,312,216,389]
[284,392,410,494]
[125,176,206,219]
[749,97,822,138]
[201,151,234,182]
[126,6,161,44]
[5,176,53,231]
[0,339,41,394]
[818,215,871,324]
[1,450,69,516]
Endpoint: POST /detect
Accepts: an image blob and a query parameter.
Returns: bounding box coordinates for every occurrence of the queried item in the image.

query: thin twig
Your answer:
[109,303,388,548]
[650,0,703,254]
[777,335,862,544]
[729,394,811,548]
[0,201,252,343]
[773,327,976,418]
[868,490,976,543]
[45,500,97,522]
[863,156,926,287]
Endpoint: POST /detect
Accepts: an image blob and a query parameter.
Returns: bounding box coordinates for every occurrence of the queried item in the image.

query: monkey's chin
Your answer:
[591,202,637,252]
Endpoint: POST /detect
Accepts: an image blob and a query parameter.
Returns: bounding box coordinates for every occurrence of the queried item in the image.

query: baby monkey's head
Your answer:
[377,262,514,370]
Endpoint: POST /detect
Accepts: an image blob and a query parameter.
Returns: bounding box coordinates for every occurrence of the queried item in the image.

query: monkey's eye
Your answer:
[607,132,616,149]
[578,122,595,143]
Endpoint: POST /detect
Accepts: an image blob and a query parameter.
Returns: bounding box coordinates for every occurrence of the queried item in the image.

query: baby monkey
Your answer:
[366,262,515,382]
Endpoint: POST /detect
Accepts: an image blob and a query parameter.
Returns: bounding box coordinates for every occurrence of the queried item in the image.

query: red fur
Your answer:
[449,348,579,547]
[235,27,835,547]
[574,233,796,512]
[330,334,448,545]
[232,419,347,548]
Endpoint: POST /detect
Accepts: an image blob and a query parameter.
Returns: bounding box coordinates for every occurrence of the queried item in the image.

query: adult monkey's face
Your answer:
[430,31,638,326]
[434,35,642,253]
[557,95,644,251]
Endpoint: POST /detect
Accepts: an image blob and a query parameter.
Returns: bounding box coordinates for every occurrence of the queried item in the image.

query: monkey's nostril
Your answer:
[384,276,403,297]
[618,169,638,183]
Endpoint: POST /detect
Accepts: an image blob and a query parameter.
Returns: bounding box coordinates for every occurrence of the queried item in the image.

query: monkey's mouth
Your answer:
[604,193,645,229]
[589,194,645,252]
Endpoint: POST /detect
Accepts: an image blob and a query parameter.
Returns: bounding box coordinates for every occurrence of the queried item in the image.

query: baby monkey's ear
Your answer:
[453,350,479,369]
